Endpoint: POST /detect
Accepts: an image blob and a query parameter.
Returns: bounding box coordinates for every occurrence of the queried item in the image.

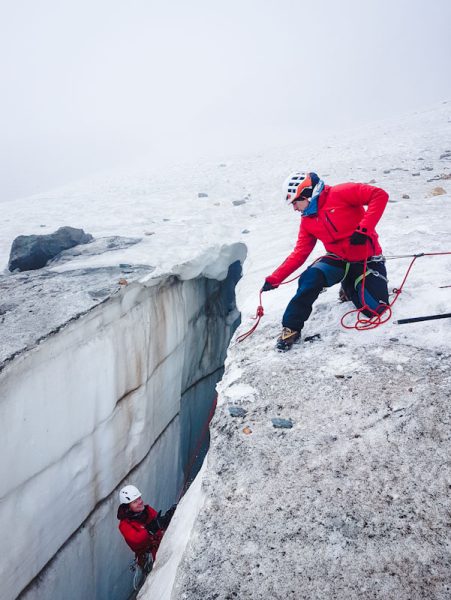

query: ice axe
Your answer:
[394,312,451,325]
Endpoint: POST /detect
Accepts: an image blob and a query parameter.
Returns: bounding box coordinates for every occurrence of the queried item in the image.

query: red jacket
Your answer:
[266,183,388,286]
[117,504,163,560]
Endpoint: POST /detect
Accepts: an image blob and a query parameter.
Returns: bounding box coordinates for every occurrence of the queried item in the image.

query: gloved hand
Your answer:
[160,504,177,529]
[350,231,369,245]
[261,281,276,292]
[145,511,162,535]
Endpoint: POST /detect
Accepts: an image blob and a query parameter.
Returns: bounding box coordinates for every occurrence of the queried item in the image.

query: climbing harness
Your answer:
[236,250,451,341]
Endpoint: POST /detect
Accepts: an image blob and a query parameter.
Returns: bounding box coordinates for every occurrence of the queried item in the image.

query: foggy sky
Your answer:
[1,0,450,202]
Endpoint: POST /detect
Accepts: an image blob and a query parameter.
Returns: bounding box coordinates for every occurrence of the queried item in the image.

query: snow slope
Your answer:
[1,101,450,600]
[140,102,451,600]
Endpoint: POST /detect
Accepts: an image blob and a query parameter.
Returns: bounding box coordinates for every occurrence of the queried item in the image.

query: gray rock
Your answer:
[8,227,93,272]
[228,406,247,418]
[232,199,246,206]
[198,192,209,198]
[271,418,294,429]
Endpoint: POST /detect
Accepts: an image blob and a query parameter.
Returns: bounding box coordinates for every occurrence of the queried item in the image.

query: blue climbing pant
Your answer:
[282,255,389,332]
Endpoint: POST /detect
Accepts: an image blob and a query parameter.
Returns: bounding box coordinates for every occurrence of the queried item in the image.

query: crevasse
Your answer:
[0,243,246,600]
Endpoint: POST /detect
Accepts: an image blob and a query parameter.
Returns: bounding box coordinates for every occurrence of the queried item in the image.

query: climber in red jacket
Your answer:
[262,172,390,351]
[117,485,176,567]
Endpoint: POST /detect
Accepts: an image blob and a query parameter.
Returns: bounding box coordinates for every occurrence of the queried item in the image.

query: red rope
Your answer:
[237,251,451,340]
[177,394,218,501]
[235,292,265,343]
[341,251,451,331]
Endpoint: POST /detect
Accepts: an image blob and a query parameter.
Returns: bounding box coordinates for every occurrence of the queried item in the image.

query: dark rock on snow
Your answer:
[8,226,93,272]
[271,418,294,429]
[229,406,247,418]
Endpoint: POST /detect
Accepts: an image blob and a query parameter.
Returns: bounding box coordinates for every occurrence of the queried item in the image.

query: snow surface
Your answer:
[138,102,451,599]
[2,101,451,599]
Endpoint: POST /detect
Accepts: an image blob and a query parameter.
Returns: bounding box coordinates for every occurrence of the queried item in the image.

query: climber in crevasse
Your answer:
[117,484,176,567]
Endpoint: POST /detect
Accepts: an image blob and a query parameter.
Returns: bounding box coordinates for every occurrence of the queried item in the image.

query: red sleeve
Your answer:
[266,222,317,286]
[348,184,389,233]
[118,506,159,554]
[119,520,152,554]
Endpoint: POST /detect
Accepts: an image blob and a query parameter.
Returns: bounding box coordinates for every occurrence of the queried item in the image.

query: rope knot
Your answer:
[256,305,264,317]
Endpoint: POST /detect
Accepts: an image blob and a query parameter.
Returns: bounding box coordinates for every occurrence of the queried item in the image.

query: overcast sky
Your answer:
[1,0,450,202]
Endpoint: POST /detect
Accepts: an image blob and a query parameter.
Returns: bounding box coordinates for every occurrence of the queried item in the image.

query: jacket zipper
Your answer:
[325,214,338,232]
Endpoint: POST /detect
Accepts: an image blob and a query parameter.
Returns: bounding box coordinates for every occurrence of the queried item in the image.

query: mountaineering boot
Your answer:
[276,327,300,352]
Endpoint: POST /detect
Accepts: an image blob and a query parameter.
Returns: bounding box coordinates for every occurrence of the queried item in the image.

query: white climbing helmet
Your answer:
[282,172,319,204]
[119,484,142,504]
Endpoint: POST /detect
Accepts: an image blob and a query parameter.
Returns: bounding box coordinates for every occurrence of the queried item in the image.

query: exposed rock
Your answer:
[383,168,408,174]
[412,172,421,177]
[304,333,321,343]
[8,226,93,272]
[198,192,209,198]
[228,406,247,418]
[233,199,246,206]
[429,187,447,197]
[402,194,410,199]
[241,229,250,234]
[368,179,377,184]
[271,418,294,429]
[427,173,451,183]
[439,151,451,160]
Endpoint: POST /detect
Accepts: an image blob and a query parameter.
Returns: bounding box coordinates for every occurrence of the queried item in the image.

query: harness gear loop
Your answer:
[353,267,388,289]
[341,261,350,282]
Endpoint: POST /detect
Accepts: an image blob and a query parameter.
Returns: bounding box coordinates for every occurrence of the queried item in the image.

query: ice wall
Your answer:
[0,244,245,600]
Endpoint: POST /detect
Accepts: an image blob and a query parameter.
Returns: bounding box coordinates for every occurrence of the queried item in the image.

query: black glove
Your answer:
[145,511,162,535]
[160,504,177,529]
[261,281,276,292]
[350,231,369,245]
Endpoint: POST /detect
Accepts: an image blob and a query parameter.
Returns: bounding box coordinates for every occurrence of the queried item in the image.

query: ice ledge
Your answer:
[164,243,248,282]
[0,242,247,369]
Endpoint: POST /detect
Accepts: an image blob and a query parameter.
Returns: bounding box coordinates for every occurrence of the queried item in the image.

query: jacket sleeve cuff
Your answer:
[265,275,280,287]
